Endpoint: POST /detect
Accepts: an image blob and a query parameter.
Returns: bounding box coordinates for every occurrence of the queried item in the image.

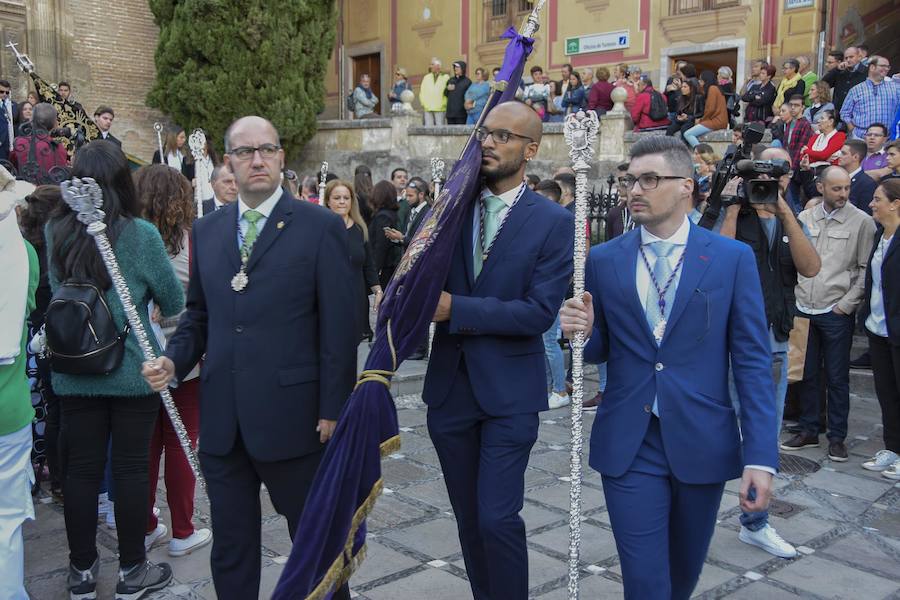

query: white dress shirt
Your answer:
[472,181,525,251]
[236,187,282,248]
[865,235,893,338]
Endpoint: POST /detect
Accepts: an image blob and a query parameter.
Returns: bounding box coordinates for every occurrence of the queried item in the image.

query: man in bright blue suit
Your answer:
[561,136,778,599]
[424,101,574,600]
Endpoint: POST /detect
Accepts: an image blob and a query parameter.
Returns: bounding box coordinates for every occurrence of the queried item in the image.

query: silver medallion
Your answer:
[231,269,248,292]
[653,319,666,344]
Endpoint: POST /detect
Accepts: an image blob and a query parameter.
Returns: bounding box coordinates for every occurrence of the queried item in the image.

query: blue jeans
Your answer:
[543,313,567,394]
[466,113,478,125]
[798,310,854,441]
[597,362,608,393]
[729,350,788,531]
[683,123,712,148]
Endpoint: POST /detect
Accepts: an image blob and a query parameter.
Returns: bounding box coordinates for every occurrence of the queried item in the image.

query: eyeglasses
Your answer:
[622,173,686,190]
[228,144,281,160]
[474,126,534,144]
[0,90,9,95]
[866,132,886,137]
[875,62,891,68]
[284,169,297,181]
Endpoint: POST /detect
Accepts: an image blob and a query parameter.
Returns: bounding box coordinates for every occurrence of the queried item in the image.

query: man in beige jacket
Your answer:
[782,166,875,461]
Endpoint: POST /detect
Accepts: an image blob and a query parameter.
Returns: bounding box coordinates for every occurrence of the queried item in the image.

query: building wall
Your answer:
[325,0,899,118]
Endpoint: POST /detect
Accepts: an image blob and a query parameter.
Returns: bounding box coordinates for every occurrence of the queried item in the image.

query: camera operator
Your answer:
[718,146,820,558]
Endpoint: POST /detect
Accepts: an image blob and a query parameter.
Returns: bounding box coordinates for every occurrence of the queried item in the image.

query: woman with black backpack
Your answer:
[45,141,184,600]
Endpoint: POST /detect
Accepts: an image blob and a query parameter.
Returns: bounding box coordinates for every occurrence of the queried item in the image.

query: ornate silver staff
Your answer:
[563,109,600,599]
[153,122,165,163]
[60,177,205,489]
[430,157,445,199]
[188,128,207,218]
[318,161,328,203]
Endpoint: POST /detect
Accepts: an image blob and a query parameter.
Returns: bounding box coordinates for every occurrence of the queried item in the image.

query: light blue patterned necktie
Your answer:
[644,241,678,416]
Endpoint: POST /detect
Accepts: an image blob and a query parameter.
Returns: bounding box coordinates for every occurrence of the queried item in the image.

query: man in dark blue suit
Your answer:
[424,101,574,600]
[0,80,17,161]
[561,136,778,599]
[142,116,357,599]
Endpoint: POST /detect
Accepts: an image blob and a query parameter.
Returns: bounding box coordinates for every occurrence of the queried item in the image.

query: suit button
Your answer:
[644,404,652,413]
[655,362,664,371]
[235,325,244,333]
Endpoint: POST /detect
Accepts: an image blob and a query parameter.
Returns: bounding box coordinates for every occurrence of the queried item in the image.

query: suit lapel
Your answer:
[473,191,536,290]
[462,201,476,289]
[885,232,900,263]
[218,202,241,272]
[662,225,713,341]
[613,230,657,346]
[247,192,293,273]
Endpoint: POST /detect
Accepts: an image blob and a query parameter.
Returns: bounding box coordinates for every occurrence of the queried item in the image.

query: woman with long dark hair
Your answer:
[324,180,382,342]
[46,141,183,599]
[666,77,703,139]
[367,180,402,289]
[354,165,375,224]
[860,179,900,479]
[151,126,195,182]
[683,70,729,148]
[134,164,212,558]
[562,71,587,115]
[18,185,63,500]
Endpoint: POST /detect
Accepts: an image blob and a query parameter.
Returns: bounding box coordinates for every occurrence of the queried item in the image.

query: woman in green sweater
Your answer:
[46,141,184,600]
[0,180,39,600]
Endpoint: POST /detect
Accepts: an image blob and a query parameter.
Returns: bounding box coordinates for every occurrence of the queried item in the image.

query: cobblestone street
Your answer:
[23,358,900,599]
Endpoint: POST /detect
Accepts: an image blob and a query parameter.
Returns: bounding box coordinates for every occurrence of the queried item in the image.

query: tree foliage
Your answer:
[147,0,336,158]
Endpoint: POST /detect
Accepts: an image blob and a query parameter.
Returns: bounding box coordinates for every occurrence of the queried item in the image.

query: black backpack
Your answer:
[345,90,357,114]
[648,90,668,121]
[45,281,130,375]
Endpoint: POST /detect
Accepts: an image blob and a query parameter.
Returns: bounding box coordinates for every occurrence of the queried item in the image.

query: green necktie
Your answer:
[241,209,263,258]
[474,195,506,278]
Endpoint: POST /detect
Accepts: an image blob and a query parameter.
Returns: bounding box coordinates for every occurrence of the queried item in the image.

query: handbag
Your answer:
[787,316,810,383]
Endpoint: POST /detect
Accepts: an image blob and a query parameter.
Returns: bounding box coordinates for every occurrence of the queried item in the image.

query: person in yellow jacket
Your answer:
[420,58,450,126]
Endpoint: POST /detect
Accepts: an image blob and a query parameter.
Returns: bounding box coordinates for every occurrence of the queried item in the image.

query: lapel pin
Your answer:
[276,221,285,229]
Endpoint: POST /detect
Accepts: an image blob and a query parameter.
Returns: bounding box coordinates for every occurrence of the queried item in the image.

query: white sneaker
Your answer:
[738,524,797,558]
[168,528,212,557]
[882,459,900,481]
[548,392,571,410]
[863,450,899,472]
[105,501,116,529]
[144,523,168,551]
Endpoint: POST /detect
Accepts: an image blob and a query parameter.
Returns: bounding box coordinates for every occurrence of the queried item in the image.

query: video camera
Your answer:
[733,158,792,205]
[697,122,772,229]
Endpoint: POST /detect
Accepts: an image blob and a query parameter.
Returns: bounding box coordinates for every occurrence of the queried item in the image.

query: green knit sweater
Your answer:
[0,241,38,436]
[46,218,184,397]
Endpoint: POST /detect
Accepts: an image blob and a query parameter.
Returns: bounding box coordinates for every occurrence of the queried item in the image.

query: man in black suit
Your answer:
[201,164,238,215]
[839,139,878,215]
[142,115,357,599]
[0,80,17,161]
[56,81,85,115]
[92,106,121,146]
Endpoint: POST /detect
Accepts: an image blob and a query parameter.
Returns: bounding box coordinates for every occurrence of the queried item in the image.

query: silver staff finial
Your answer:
[61,177,105,232]
[6,40,34,73]
[564,110,600,171]
[520,0,546,37]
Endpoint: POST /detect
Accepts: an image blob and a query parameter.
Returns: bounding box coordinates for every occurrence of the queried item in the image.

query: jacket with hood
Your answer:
[445,61,472,121]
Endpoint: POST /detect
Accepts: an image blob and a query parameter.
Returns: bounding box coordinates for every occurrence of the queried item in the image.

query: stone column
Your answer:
[598,111,627,162]
[25,0,63,80]
[391,112,420,160]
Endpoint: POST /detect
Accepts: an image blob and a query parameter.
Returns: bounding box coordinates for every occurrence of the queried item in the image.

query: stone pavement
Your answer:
[23,361,900,599]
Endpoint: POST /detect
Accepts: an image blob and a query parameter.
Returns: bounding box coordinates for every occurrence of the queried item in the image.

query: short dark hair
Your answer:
[530,66,543,76]
[93,105,114,118]
[629,135,694,178]
[783,59,800,72]
[844,139,867,162]
[828,51,843,62]
[867,122,888,137]
[616,161,629,173]
[763,64,777,78]
[534,180,562,203]
[526,173,540,186]
[57,81,70,89]
[562,63,573,73]
[406,176,430,200]
[856,44,869,54]
[553,172,576,197]
[0,79,10,89]
[789,94,804,104]
[390,167,408,180]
